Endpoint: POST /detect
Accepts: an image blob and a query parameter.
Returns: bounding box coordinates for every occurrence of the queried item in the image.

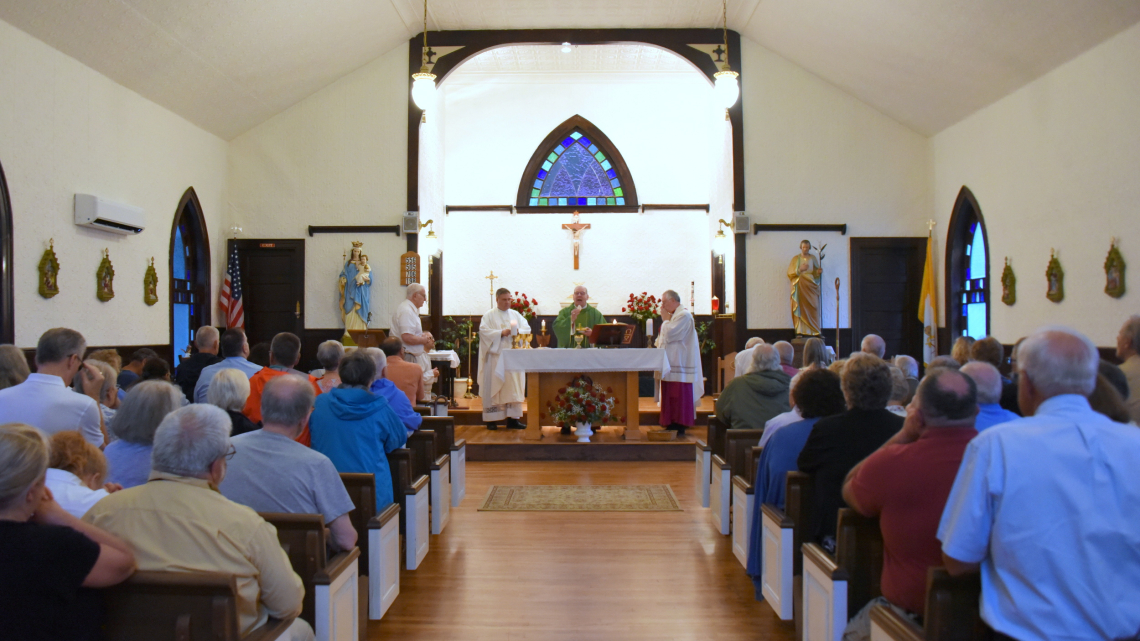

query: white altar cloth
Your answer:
[427,350,461,368]
[498,348,670,380]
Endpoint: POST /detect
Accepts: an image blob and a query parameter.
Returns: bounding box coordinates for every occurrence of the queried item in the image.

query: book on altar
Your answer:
[591,323,635,347]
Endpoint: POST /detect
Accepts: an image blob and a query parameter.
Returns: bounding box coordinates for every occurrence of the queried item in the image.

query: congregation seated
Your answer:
[840,368,979,638]
[0,343,29,390]
[861,334,886,359]
[117,348,157,391]
[0,328,103,446]
[714,344,791,431]
[314,340,343,393]
[960,361,1019,431]
[885,366,909,417]
[242,332,322,425]
[927,355,960,370]
[249,341,271,367]
[999,337,1028,415]
[381,336,426,405]
[84,404,313,641]
[45,431,119,518]
[757,373,802,449]
[734,337,763,380]
[194,327,262,404]
[220,375,357,552]
[938,327,1140,640]
[310,351,407,511]
[174,325,222,401]
[773,341,799,377]
[74,359,119,429]
[801,336,829,370]
[892,355,919,404]
[364,347,422,433]
[1115,314,1140,422]
[746,367,846,592]
[104,380,183,488]
[85,348,122,375]
[798,353,903,549]
[950,336,974,365]
[1088,371,1132,424]
[208,368,259,436]
[0,423,135,640]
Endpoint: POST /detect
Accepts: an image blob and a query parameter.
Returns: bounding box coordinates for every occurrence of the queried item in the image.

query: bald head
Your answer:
[261,375,316,429]
[744,337,764,350]
[572,286,589,306]
[916,368,978,426]
[774,341,794,365]
[961,361,1003,405]
[1018,327,1098,398]
[861,334,886,358]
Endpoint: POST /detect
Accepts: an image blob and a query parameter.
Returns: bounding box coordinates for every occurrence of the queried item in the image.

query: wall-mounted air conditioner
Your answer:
[74,194,144,235]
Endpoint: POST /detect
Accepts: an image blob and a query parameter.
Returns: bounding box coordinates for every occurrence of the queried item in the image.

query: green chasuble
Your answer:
[553,305,606,348]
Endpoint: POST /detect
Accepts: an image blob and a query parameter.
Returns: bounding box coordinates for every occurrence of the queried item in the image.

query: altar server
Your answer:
[391,283,437,388]
[657,289,703,433]
[478,288,531,429]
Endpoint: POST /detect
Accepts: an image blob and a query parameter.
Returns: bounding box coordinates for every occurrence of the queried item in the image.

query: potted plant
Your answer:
[544,375,621,442]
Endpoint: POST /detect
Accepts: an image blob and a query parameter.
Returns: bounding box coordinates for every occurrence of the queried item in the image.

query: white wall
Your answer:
[933,22,1140,346]
[227,43,410,330]
[0,19,228,347]
[739,36,933,331]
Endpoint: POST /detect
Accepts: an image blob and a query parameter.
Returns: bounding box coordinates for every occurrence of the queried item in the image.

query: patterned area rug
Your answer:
[478,484,681,512]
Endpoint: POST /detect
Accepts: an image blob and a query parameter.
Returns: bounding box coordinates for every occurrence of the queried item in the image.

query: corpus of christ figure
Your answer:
[562,212,591,270]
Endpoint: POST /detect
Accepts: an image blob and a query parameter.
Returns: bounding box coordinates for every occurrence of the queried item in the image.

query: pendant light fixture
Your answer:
[713,0,740,118]
[411,0,436,121]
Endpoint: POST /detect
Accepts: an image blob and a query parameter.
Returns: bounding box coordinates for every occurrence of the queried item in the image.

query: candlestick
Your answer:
[646,319,653,337]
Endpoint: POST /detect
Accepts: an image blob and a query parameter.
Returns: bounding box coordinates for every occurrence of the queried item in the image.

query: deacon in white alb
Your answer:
[656,289,703,434]
[478,288,532,429]
[391,283,437,389]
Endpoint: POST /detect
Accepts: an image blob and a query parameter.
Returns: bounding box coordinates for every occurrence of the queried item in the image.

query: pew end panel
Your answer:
[406,475,431,570]
[869,604,924,641]
[451,437,467,506]
[695,439,711,508]
[725,430,763,565]
[367,504,401,620]
[313,547,360,641]
[710,453,732,535]
[760,503,794,621]
[835,508,884,618]
[802,542,848,641]
[413,405,432,417]
[731,474,754,568]
[924,568,990,641]
[409,429,451,535]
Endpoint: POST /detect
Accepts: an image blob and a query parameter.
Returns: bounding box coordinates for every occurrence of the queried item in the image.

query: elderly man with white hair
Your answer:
[364,347,421,434]
[938,327,1140,640]
[1115,314,1140,423]
[715,344,791,431]
[861,334,886,359]
[84,404,312,640]
[174,326,222,400]
[893,355,920,404]
[960,361,1018,431]
[734,337,764,380]
[391,283,438,390]
[657,289,702,434]
[773,341,799,377]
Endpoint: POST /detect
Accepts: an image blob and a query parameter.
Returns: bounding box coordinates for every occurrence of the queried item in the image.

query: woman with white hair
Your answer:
[315,340,344,393]
[714,344,792,431]
[208,368,258,436]
[103,381,184,488]
[0,423,135,639]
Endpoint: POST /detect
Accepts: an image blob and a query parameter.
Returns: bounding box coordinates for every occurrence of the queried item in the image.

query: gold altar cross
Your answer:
[485,270,498,302]
[561,211,591,270]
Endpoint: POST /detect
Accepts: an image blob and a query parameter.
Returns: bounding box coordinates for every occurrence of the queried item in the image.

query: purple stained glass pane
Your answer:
[578,137,591,148]
[537,142,615,199]
[606,169,616,179]
[537,170,548,179]
[563,137,574,147]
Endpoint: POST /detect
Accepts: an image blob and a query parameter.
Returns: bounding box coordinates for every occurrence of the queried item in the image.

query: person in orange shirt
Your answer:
[243,333,322,443]
[380,337,425,406]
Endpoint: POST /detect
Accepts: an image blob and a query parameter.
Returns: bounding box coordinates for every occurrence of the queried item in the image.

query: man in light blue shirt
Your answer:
[938,327,1140,641]
[194,328,263,403]
[362,348,421,434]
[960,361,1018,431]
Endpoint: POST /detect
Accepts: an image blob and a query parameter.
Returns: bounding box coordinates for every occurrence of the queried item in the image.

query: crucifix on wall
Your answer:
[562,211,591,270]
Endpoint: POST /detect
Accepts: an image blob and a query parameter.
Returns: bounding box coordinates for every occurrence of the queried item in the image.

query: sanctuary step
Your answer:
[444,395,715,427]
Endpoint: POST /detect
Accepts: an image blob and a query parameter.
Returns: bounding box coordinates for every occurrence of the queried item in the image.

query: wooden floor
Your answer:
[369,461,795,641]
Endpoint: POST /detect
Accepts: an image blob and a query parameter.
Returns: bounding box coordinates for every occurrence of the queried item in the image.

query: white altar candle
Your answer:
[541,319,546,331]
[646,319,654,336]
[510,319,518,334]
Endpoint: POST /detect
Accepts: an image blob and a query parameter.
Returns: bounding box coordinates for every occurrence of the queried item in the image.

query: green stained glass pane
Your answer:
[594,152,605,162]
[531,189,540,197]
[570,132,583,139]
[547,153,558,162]
[614,188,623,197]
[607,198,615,205]
[539,198,548,206]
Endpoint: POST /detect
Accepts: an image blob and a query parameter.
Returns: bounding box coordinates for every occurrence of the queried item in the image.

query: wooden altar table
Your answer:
[498,348,671,441]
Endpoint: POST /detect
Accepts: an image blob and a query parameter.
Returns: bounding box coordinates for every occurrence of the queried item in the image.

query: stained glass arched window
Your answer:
[516,115,638,212]
[945,187,990,340]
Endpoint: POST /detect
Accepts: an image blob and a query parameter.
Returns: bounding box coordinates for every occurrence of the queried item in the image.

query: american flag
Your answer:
[220,245,244,328]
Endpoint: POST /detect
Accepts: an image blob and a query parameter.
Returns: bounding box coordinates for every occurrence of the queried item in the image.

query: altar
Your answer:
[498,348,671,441]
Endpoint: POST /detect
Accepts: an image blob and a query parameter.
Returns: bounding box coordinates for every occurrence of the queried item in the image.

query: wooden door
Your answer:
[231,239,305,348]
[850,238,926,361]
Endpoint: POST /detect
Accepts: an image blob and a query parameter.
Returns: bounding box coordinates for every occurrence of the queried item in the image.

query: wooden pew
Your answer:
[103,571,294,641]
[408,428,451,535]
[259,513,360,641]
[422,415,466,507]
[711,428,763,535]
[388,448,430,570]
[729,433,765,565]
[760,471,813,621]
[339,473,401,622]
[694,415,729,508]
[801,508,884,641]
[413,405,431,417]
[869,569,990,641]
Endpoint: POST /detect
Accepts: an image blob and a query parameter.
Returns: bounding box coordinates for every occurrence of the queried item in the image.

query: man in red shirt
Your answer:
[379,337,425,405]
[840,368,979,639]
[243,333,322,442]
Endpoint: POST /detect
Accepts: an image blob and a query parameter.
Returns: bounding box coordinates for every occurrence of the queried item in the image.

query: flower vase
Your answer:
[573,421,594,442]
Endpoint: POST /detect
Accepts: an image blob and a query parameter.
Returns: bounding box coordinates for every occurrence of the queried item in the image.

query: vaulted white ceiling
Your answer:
[1,0,1138,139]
[452,44,698,76]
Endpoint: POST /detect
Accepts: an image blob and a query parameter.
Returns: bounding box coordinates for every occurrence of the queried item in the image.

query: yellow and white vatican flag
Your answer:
[919,234,938,367]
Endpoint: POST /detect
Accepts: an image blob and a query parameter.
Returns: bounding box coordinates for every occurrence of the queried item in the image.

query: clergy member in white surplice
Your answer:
[656,289,703,434]
[391,283,438,389]
[478,288,532,430]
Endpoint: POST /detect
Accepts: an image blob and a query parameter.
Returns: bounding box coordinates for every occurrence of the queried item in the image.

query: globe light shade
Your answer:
[714,68,740,109]
[713,228,730,255]
[411,71,437,111]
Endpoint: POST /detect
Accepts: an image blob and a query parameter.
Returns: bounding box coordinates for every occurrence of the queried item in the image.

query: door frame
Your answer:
[228,238,306,344]
[850,237,927,360]
[0,160,12,343]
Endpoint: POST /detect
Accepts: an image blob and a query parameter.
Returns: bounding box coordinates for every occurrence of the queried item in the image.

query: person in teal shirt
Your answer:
[553,285,605,348]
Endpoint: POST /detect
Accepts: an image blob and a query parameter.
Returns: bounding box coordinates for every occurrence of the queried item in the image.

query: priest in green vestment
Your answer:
[554,285,606,348]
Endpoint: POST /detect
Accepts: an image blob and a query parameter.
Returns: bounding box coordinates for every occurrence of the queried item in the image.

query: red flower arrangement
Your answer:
[546,375,618,426]
[510,292,538,321]
[622,292,659,325]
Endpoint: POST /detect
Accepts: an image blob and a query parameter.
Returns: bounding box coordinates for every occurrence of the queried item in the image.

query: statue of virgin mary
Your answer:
[339,242,371,331]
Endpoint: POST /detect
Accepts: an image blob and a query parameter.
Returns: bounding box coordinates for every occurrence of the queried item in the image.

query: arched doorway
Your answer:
[169,188,211,362]
[944,186,990,340]
[0,160,12,343]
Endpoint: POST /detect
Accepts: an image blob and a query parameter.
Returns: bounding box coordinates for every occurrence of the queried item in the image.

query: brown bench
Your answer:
[413,405,431,417]
[727,432,765,565]
[870,568,991,641]
[711,428,763,535]
[760,471,813,623]
[103,571,294,641]
[801,507,884,641]
[338,473,401,622]
[422,415,466,507]
[387,448,430,570]
[408,428,451,535]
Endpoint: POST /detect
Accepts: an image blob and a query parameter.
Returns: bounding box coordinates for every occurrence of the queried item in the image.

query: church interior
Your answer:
[1,1,1139,639]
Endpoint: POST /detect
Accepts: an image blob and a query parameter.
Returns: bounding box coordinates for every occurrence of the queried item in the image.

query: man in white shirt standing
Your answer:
[392,283,437,391]
[657,290,702,435]
[0,327,104,446]
[478,288,531,430]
